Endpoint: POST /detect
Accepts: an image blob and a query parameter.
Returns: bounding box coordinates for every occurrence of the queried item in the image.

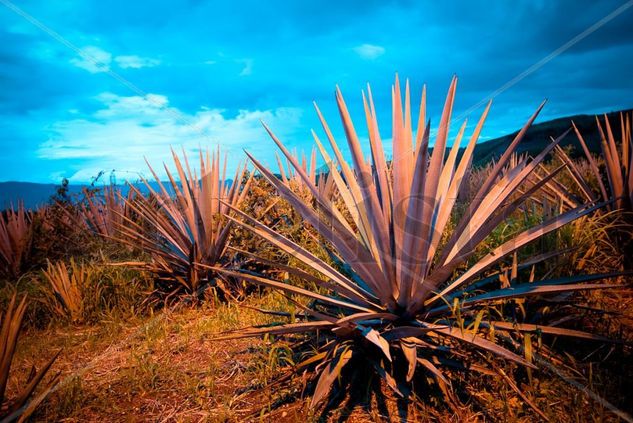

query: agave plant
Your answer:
[117,148,252,295]
[276,149,317,189]
[466,152,579,212]
[561,113,633,264]
[571,112,632,212]
[214,77,624,415]
[79,185,130,237]
[276,148,334,200]
[0,204,32,279]
[532,162,584,211]
[42,259,95,323]
[1,294,59,421]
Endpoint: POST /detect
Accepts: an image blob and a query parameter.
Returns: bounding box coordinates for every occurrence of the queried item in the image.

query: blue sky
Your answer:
[1,0,632,183]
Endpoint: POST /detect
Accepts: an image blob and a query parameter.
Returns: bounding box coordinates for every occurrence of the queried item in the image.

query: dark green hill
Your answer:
[471,109,632,166]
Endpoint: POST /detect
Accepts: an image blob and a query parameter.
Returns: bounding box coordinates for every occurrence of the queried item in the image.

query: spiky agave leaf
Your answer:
[572,112,633,212]
[0,294,60,421]
[276,148,317,188]
[567,113,633,263]
[117,147,252,294]
[79,185,131,237]
[276,148,335,201]
[218,77,623,414]
[0,204,32,279]
[469,150,582,215]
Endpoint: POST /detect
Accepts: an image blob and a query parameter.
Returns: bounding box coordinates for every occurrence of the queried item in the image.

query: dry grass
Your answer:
[0,289,626,422]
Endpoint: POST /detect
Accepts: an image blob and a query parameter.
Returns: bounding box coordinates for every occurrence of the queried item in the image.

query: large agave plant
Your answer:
[216,77,623,414]
[0,204,32,279]
[1,295,59,421]
[117,148,252,295]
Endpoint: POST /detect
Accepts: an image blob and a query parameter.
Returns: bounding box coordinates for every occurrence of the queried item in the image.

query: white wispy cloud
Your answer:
[38,93,302,182]
[71,47,160,73]
[70,45,112,73]
[115,55,161,69]
[353,43,385,60]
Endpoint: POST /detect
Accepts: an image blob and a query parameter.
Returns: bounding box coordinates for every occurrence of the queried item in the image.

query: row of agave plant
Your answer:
[1,75,632,420]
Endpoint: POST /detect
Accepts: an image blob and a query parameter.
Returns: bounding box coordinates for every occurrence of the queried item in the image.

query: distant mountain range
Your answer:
[0,182,84,210]
[469,108,631,166]
[0,181,168,210]
[1,108,630,210]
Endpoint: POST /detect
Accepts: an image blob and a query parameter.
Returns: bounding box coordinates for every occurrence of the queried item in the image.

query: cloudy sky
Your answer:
[1,0,632,183]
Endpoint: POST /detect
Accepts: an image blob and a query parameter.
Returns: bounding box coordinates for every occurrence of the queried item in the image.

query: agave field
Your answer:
[0,76,632,422]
